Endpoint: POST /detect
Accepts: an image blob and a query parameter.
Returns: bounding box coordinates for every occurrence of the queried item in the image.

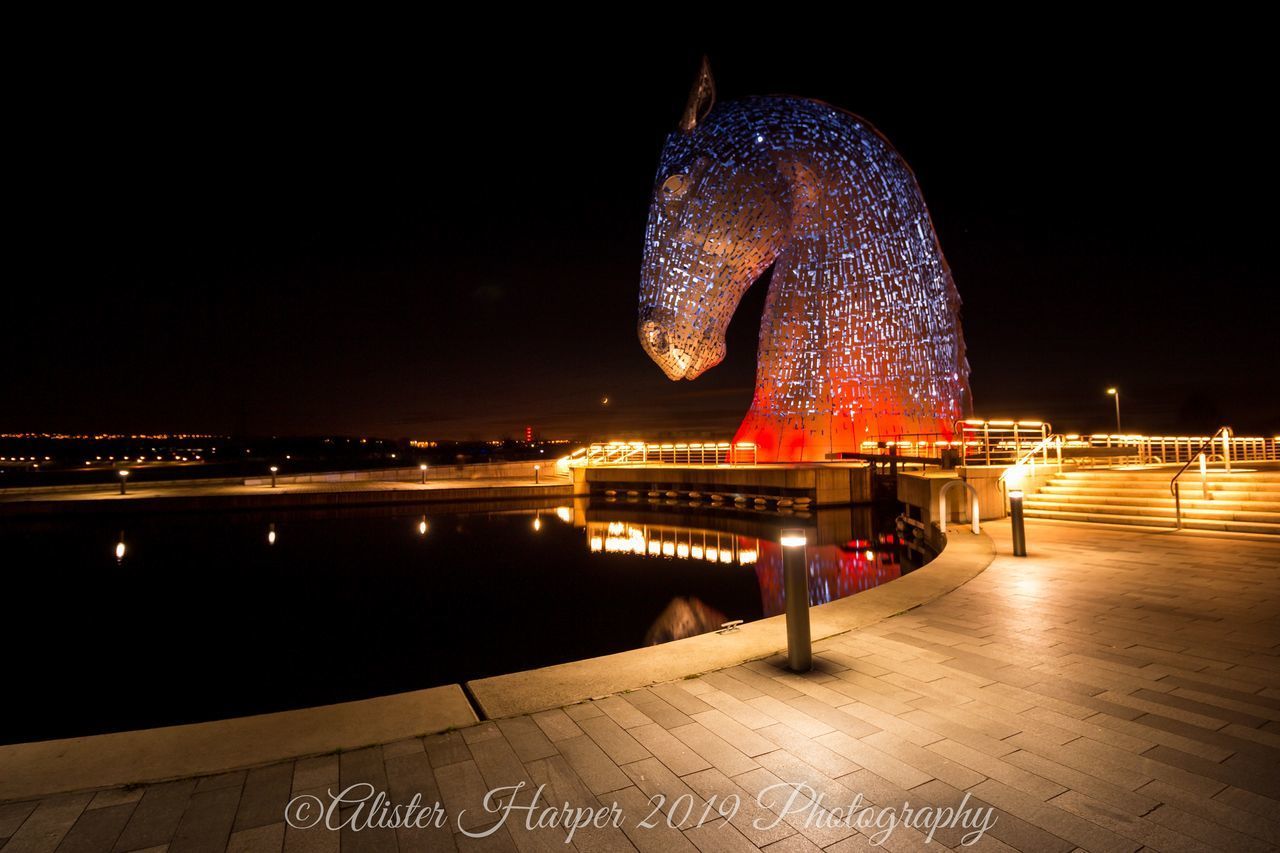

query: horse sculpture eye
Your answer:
[661,173,690,200]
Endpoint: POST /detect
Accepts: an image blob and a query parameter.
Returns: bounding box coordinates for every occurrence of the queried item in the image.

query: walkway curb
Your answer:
[467,529,996,718]
[0,685,476,803]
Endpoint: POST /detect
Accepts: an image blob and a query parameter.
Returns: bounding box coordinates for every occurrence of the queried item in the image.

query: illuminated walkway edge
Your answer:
[467,531,996,718]
[0,531,992,804]
[0,685,476,803]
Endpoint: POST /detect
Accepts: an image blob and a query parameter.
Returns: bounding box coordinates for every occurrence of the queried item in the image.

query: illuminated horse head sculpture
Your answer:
[639,59,972,462]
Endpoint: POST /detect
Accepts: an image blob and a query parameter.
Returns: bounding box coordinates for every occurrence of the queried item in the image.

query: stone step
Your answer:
[1041,485,1280,500]
[1023,507,1280,535]
[1023,499,1280,524]
[1058,470,1280,483]
[1028,493,1280,512]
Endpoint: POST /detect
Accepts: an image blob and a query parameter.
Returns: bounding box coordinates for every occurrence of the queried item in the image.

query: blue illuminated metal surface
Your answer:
[639,60,972,461]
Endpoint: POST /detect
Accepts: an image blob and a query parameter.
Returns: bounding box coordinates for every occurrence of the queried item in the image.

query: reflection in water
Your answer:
[584,509,910,625]
[418,516,429,536]
[267,523,277,546]
[644,597,728,644]
[115,533,126,563]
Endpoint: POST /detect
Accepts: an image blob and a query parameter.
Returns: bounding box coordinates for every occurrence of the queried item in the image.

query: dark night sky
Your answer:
[8,29,1277,440]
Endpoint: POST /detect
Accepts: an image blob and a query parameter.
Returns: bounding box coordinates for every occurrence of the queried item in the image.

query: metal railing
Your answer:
[582,441,758,466]
[956,420,1053,466]
[1007,433,1065,476]
[1060,433,1277,466]
[1169,426,1233,529]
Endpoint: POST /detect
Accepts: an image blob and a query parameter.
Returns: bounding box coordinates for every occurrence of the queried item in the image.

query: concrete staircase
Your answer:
[1023,468,1280,535]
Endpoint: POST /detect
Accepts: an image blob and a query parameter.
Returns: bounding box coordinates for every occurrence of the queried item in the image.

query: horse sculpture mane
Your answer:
[639,59,972,462]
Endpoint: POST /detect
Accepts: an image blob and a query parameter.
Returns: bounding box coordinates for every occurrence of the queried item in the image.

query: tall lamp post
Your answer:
[1106,387,1122,434]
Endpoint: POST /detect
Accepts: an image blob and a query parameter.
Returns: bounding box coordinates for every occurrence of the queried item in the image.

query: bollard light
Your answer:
[1009,488,1027,556]
[781,528,811,672]
[118,469,130,495]
[269,465,279,488]
[420,463,428,484]
[534,464,540,484]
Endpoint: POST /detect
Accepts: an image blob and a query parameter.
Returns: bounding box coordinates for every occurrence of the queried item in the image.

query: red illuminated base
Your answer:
[732,410,957,463]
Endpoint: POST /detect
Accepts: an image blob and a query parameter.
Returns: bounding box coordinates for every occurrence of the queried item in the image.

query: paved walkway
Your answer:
[0,478,562,504]
[3,520,1279,852]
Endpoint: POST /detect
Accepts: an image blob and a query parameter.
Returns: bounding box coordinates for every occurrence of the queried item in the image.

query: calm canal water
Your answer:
[2,498,928,743]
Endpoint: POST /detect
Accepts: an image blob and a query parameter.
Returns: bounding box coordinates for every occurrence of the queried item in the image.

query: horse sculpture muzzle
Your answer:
[637,306,726,381]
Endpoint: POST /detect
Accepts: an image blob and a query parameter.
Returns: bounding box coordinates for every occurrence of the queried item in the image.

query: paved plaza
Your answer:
[2,520,1278,852]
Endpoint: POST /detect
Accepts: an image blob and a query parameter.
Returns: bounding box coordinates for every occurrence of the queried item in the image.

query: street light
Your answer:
[1106,387,1121,434]
[420,463,428,484]
[118,469,130,495]
[269,465,279,488]
[781,529,811,672]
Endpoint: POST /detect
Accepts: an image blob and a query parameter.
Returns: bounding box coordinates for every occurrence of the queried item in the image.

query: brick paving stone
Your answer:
[529,709,584,743]
[628,723,712,777]
[926,739,1066,800]
[234,764,295,833]
[0,801,37,838]
[619,757,707,830]
[292,756,339,794]
[169,785,242,853]
[577,715,652,766]
[424,731,474,768]
[813,732,931,791]
[48,802,134,853]
[593,696,654,730]
[681,768,794,848]
[620,691,694,730]
[689,711,776,757]
[556,735,632,796]
[648,684,714,716]
[667,723,760,777]
[611,785,697,853]
[114,780,196,852]
[494,716,558,763]
[742,697,833,739]
[226,821,286,853]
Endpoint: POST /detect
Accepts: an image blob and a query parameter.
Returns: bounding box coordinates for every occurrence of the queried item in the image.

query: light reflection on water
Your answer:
[579,502,923,644]
[5,497,927,743]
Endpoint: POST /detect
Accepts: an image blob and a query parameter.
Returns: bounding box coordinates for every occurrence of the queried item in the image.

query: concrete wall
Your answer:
[899,464,1061,539]
[576,464,872,506]
[245,460,564,487]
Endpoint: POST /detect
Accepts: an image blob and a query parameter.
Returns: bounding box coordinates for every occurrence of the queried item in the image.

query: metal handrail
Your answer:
[1169,426,1232,529]
[1001,433,1064,479]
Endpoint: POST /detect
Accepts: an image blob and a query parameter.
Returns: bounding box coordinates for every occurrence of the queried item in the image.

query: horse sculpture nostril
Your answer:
[639,320,669,355]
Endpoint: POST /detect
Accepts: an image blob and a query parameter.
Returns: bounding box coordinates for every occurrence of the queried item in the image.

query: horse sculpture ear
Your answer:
[678,56,716,133]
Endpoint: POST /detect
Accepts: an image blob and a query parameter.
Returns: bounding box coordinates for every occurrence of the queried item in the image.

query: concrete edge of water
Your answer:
[0,685,477,803]
[466,528,997,718]
[0,528,995,803]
